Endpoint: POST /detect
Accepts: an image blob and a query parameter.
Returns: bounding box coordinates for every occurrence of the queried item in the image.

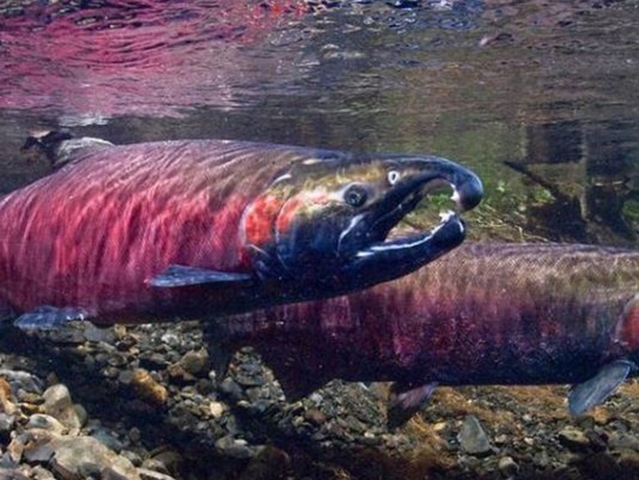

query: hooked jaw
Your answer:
[341,155,483,289]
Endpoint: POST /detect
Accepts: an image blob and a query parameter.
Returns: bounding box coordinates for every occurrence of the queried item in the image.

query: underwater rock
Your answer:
[25,414,67,435]
[49,436,140,480]
[42,384,82,431]
[138,469,177,480]
[558,426,591,451]
[457,415,493,456]
[215,436,254,460]
[498,456,519,476]
[0,469,30,480]
[176,349,209,376]
[0,377,17,415]
[131,369,168,405]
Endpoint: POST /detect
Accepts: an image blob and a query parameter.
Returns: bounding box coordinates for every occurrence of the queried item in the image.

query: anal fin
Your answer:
[568,360,635,416]
[150,265,253,288]
[13,306,90,331]
[387,382,438,430]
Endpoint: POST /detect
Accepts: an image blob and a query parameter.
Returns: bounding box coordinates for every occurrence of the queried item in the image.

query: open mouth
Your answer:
[355,177,475,259]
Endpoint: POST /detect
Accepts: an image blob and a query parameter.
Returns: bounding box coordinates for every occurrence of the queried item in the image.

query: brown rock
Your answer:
[0,377,18,415]
[131,370,168,406]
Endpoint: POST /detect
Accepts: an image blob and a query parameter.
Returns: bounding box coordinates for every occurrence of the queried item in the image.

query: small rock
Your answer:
[304,408,326,426]
[498,456,519,477]
[75,404,88,428]
[0,370,43,394]
[102,466,139,480]
[0,413,16,438]
[49,436,141,480]
[141,459,170,475]
[177,349,208,376]
[131,369,168,405]
[118,371,135,386]
[25,414,67,435]
[138,469,177,480]
[457,415,493,457]
[83,324,116,344]
[42,384,82,430]
[239,446,290,480]
[219,378,244,402]
[0,377,17,415]
[31,466,56,480]
[128,428,142,444]
[91,429,124,452]
[119,451,143,467]
[0,468,30,480]
[209,401,225,419]
[215,436,253,459]
[558,426,590,451]
[150,450,182,476]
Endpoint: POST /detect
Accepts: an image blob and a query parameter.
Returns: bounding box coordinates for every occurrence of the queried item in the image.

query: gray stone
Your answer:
[0,413,16,435]
[178,349,209,376]
[42,385,82,430]
[31,466,56,480]
[457,415,493,456]
[91,429,125,452]
[498,456,519,477]
[0,469,30,480]
[25,414,67,435]
[49,436,140,480]
[119,451,143,468]
[558,426,590,451]
[138,469,177,480]
[0,370,43,394]
[84,324,116,344]
[215,436,253,459]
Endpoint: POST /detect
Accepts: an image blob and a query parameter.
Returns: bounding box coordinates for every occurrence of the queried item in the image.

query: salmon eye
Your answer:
[388,170,400,185]
[344,185,368,207]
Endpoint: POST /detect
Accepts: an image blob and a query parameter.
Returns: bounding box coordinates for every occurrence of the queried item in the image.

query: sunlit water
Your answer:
[0,0,637,246]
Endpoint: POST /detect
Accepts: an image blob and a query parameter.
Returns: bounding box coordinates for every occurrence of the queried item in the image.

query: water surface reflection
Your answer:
[0,0,637,245]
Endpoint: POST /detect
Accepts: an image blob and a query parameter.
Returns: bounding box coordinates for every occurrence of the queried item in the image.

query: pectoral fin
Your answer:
[568,360,635,416]
[387,382,438,429]
[13,306,90,331]
[150,265,253,288]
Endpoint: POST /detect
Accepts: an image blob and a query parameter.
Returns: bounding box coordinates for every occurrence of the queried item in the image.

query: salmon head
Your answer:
[240,152,483,297]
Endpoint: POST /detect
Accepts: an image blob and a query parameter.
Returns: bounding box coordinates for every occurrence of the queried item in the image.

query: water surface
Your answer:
[1,0,637,246]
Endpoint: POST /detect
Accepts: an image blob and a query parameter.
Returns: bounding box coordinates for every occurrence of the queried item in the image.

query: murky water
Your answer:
[0,0,637,246]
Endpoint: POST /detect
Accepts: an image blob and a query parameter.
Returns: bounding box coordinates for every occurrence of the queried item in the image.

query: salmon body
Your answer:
[221,242,639,423]
[0,137,482,327]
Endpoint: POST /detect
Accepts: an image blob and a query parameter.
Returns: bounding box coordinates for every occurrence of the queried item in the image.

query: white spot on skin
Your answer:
[271,173,292,185]
[302,158,322,165]
[337,214,365,252]
[388,170,400,185]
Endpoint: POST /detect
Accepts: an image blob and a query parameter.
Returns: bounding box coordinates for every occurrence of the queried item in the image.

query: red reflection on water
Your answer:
[0,1,307,118]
